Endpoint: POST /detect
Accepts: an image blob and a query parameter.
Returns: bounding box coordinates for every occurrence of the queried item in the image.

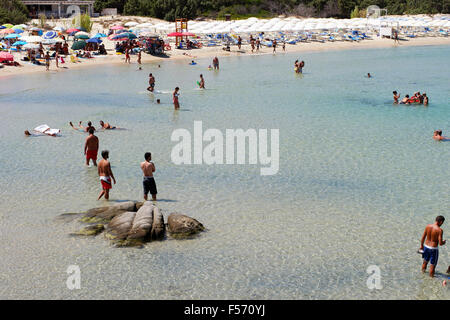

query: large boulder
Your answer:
[105,211,136,240]
[167,213,205,238]
[81,201,138,223]
[127,202,154,240]
[150,206,165,240]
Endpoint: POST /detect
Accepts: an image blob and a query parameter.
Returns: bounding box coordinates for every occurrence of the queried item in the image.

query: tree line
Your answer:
[92,0,450,21]
[1,0,28,25]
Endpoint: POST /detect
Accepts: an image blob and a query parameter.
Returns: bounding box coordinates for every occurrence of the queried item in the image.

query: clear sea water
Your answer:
[0,45,449,299]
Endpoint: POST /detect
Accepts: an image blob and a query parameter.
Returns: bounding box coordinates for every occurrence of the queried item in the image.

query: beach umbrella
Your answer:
[0,29,15,34]
[125,22,138,27]
[53,26,65,32]
[181,32,195,36]
[93,33,107,38]
[75,34,90,40]
[42,38,61,45]
[13,28,24,34]
[43,31,58,39]
[21,35,42,43]
[0,26,5,30]
[111,32,136,40]
[110,25,124,30]
[75,31,89,37]
[0,52,14,62]
[12,41,27,46]
[23,43,40,49]
[71,40,86,50]
[2,24,14,29]
[115,29,129,34]
[87,37,102,43]
[66,28,79,34]
[5,33,21,39]
[167,32,184,37]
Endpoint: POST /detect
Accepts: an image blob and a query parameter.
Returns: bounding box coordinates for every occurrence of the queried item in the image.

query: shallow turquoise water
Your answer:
[0,45,449,299]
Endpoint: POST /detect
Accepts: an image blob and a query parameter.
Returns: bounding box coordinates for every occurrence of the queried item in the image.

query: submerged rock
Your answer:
[81,201,139,223]
[167,213,205,238]
[71,224,105,236]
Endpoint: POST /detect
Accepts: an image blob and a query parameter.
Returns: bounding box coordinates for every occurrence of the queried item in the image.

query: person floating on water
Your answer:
[84,128,99,166]
[97,150,116,200]
[99,120,116,130]
[433,130,448,141]
[367,73,371,78]
[140,152,157,201]
[70,121,95,132]
[156,99,160,104]
[147,73,155,92]
[419,216,446,277]
[199,74,205,89]
[173,87,180,110]
[190,60,197,65]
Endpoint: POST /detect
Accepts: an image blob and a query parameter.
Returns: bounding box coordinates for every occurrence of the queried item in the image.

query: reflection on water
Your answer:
[0,45,449,299]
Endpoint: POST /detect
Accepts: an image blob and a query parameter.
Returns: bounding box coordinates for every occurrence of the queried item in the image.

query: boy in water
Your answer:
[420,216,446,277]
[97,150,116,200]
[140,152,157,201]
[147,73,155,92]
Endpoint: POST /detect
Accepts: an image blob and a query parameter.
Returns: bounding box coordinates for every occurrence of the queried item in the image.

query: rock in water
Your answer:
[105,211,136,240]
[71,224,105,236]
[151,206,165,240]
[167,213,205,238]
[128,202,154,240]
[81,201,138,223]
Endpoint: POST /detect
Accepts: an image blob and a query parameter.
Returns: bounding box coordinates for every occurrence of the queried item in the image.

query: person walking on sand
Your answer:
[420,216,446,277]
[140,152,157,201]
[97,150,116,200]
[137,50,142,65]
[199,74,205,89]
[125,47,131,64]
[55,51,59,68]
[173,87,180,109]
[84,128,99,166]
[147,73,155,92]
[45,51,50,71]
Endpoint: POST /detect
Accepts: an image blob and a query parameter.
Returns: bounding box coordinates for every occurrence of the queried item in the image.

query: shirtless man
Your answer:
[99,120,116,130]
[433,130,448,141]
[272,39,277,53]
[147,73,155,92]
[393,91,400,104]
[199,74,205,89]
[137,50,142,65]
[97,150,116,200]
[84,128,99,166]
[140,152,157,201]
[400,95,410,104]
[213,56,219,70]
[422,93,428,106]
[420,216,446,277]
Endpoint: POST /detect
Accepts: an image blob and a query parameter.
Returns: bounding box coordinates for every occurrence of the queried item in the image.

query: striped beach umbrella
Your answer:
[93,33,107,38]
[43,31,58,39]
[2,24,14,29]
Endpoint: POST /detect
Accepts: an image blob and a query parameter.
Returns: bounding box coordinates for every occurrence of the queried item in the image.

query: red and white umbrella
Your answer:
[0,52,14,62]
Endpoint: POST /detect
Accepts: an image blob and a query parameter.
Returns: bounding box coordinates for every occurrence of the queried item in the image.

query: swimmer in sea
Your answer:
[393,91,400,104]
[156,99,160,104]
[190,60,196,65]
[71,121,95,132]
[433,130,448,141]
[367,73,371,78]
[400,95,410,105]
[99,120,116,130]
[423,93,428,106]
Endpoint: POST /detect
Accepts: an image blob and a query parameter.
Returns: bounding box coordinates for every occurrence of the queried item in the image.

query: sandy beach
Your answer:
[1,15,449,78]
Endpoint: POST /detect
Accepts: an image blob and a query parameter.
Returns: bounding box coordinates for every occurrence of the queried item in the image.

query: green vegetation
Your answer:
[94,0,449,21]
[0,0,29,25]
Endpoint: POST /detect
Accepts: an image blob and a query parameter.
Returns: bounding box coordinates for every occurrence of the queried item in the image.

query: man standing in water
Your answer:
[199,74,205,89]
[84,128,99,166]
[140,152,157,201]
[213,57,219,70]
[420,216,446,277]
[97,150,116,200]
[173,87,180,109]
[147,73,155,92]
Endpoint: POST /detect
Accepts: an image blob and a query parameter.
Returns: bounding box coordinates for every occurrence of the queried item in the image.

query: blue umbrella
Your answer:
[0,26,5,30]
[13,29,24,34]
[116,29,129,34]
[87,37,102,43]
[12,40,27,46]
[93,33,107,38]
[43,31,57,39]
[5,34,21,39]
[112,32,136,40]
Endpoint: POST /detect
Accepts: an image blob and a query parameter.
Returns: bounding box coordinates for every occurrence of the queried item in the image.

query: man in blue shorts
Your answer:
[420,216,446,277]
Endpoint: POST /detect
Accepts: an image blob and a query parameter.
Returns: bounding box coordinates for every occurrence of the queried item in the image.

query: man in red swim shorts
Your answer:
[84,128,99,166]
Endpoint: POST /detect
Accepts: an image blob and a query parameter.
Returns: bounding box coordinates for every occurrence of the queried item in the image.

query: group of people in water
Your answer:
[294,60,305,73]
[393,90,429,105]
